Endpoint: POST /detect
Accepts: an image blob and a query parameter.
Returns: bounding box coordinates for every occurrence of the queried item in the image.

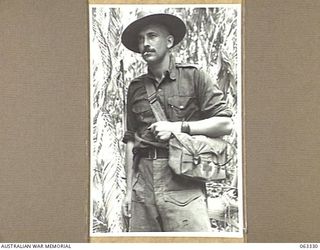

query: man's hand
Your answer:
[122,191,132,218]
[148,121,181,141]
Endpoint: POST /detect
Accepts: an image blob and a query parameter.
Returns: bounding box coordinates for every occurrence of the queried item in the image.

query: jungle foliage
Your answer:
[90,6,241,234]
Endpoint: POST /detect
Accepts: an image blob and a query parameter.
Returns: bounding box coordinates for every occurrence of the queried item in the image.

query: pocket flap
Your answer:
[164,190,203,207]
[132,99,151,113]
[168,96,193,110]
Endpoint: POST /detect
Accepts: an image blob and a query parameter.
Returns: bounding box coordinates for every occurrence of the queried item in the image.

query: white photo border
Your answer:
[89,3,243,238]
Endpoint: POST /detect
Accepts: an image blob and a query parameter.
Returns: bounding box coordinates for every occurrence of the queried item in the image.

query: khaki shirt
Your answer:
[123,57,232,149]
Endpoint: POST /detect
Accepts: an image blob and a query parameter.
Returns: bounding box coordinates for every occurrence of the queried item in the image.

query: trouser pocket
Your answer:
[159,190,211,232]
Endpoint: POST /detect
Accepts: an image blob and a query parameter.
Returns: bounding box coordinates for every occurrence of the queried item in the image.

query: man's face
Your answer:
[138,24,174,65]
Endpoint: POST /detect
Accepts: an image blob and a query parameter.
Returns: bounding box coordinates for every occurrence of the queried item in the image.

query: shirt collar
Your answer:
[146,55,177,81]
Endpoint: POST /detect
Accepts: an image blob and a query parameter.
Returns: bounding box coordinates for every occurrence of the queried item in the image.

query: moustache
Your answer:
[142,48,156,54]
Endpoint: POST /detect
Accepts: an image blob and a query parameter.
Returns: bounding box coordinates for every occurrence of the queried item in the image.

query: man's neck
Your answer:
[148,54,170,83]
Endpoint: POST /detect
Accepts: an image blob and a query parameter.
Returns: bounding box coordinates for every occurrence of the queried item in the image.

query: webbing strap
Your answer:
[144,79,168,122]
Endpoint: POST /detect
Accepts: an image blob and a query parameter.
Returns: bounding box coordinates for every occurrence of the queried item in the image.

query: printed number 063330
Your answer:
[300,244,319,249]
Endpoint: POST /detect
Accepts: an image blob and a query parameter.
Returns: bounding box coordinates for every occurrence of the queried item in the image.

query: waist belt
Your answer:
[137,147,169,159]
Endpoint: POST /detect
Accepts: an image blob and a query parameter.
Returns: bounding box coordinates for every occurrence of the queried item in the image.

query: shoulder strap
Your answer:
[143,79,168,122]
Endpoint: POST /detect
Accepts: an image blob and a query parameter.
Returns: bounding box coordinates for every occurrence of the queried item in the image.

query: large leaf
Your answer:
[91,6,241,234]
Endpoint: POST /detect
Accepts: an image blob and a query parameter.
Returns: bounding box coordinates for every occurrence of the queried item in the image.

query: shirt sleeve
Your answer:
[196,69,232,118]
[122,83,137,144]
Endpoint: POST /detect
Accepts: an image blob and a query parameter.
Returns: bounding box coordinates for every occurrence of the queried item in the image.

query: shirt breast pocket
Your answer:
[132,99,154,123]
[168,96,199,121]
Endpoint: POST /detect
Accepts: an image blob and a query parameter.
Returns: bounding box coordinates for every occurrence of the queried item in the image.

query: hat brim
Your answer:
[121,13,186,53]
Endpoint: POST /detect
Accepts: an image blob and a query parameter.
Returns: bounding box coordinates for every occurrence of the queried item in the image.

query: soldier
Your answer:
[121,12,233,232]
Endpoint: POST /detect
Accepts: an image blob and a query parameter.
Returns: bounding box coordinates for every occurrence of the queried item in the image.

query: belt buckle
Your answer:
[149,148,157,159]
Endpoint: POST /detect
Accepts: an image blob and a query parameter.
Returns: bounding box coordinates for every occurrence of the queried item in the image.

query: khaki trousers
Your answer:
[130,158,211,232]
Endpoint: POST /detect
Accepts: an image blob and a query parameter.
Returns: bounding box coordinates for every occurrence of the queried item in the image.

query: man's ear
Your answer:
[167,35,174,49]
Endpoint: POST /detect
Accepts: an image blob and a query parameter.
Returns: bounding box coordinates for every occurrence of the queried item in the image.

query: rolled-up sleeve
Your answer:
[197,70,232,118]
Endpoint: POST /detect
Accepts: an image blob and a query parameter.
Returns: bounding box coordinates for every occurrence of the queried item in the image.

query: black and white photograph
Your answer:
[89,4,243,237]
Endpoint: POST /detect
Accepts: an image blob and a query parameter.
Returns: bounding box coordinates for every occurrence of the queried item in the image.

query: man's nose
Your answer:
[143,37,151,47]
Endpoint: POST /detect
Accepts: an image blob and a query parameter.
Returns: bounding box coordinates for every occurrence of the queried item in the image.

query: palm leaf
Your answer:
[91,7,127,233]
[91,6,241,234]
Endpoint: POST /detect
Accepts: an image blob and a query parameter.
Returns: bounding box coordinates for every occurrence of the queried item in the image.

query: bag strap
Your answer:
[144,79,168,122]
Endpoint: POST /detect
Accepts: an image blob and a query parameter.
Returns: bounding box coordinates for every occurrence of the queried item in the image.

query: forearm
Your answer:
[188,116,233,138]
[149,116,233,140]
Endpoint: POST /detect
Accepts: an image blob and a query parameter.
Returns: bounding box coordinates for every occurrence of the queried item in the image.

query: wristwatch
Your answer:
[181,121,191,134]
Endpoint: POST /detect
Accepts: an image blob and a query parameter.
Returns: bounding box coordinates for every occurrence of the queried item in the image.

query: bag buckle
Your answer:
[149,148,158,159]
[193,155,201,165]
